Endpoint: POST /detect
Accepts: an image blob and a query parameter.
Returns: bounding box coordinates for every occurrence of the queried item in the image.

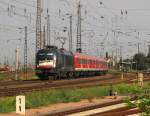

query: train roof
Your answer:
[37,46,73,56]
[74,53,106,62]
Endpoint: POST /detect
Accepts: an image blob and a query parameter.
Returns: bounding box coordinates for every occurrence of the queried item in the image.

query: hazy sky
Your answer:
[0,0,150,65]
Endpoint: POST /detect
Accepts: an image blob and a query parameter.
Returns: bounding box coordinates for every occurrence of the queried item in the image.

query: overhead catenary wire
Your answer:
[11,0,36,8]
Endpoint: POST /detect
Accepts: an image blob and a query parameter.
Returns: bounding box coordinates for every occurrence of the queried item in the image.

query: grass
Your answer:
[0,83,147,113]
[0,72,15,80]
[0,97,15,113]
[0,70,38,81]
[25,86,110,108]
[108,69,121,75]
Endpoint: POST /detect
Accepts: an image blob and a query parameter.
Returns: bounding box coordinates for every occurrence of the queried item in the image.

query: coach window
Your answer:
[96,61,99,66]
[96,61,98,66]
[85,59,87,64]
[77,58,81,64]
[90,60,92,65]
[91,60,93,65]
[77,58,79,64]
[93,60,95,65]
[79,59,82,64]
[84,59,86,64]
[89,60,91,65]
[88,60,90,65]
[99,61,101,66]
[100,61,102,66]
[83,59,85,64]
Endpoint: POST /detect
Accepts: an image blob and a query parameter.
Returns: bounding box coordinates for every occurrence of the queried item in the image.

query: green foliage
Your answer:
[133,53,147,70]
[114,84,142,95]
[122,52,150,71]
[108,69,120,75]
[0,83,148,113]
[132,53,150,70]
[25,86,110,108]
[139,99,150,115]
[0,86,109,113]
[0,97,15,113]
[126,83,150,116]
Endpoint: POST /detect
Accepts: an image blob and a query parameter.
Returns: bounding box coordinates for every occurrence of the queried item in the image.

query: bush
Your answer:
[114,84,142,95]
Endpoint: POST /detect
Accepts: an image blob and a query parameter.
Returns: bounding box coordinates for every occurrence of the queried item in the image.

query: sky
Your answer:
[0,0,150,65]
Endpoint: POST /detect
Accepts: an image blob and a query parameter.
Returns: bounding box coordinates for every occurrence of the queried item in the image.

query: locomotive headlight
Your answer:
[53,55,56,67]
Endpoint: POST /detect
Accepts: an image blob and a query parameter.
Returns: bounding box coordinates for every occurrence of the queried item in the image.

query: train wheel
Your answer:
[74,72,79,78]
[37,74,42,80]
[68,72,73,79]
[57,72,61,80]
[38,74,49,80]
[48,76,54,80]
[53,74,58,80]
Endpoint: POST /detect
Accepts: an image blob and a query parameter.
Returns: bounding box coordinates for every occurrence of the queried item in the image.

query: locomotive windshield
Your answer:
[37,53,54,60]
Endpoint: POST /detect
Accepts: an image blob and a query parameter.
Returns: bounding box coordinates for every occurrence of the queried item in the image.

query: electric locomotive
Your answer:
[36,46,74,80]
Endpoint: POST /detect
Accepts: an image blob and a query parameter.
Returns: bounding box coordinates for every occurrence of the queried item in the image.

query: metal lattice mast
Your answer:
[47,9,51,46]
[69,15,72,52]
[36,0,42,52]
[24,26,27,80]
[76,2,82,53]
[43,26,46,47]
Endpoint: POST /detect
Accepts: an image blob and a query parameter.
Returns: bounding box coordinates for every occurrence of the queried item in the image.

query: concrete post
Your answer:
[121,73,124,80]
[15,46,19,80]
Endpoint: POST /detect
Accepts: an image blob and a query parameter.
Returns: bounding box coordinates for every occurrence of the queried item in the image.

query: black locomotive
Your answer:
[36,46,74,80]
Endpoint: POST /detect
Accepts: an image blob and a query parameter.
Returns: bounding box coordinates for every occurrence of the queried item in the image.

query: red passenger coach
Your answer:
[74,53,108,75]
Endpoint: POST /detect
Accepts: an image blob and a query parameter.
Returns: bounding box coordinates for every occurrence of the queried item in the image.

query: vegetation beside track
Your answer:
[0,70,38,81]
[108,69,121,75]
[126,82,150,116]
[0,83,148,113]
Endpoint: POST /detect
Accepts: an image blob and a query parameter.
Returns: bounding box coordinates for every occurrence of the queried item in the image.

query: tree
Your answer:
[133,53,147,70]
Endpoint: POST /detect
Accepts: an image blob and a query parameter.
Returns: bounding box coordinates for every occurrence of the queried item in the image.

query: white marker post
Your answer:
[16,95,25,115]
[138,72,143,87]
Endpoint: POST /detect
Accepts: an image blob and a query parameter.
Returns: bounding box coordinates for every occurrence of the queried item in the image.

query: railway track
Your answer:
[0,74,149,97]
[38,97,140,116]
[0,74,115,97]
[0,74,113,87]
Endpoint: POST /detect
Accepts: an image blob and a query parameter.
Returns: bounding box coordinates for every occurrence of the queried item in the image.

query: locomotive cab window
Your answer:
[37,53,54,60]
[47,53,54,60]
[37,53,45,60]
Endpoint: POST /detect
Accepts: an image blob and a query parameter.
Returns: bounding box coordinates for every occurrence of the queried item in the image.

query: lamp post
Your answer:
[7,38,21,80]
